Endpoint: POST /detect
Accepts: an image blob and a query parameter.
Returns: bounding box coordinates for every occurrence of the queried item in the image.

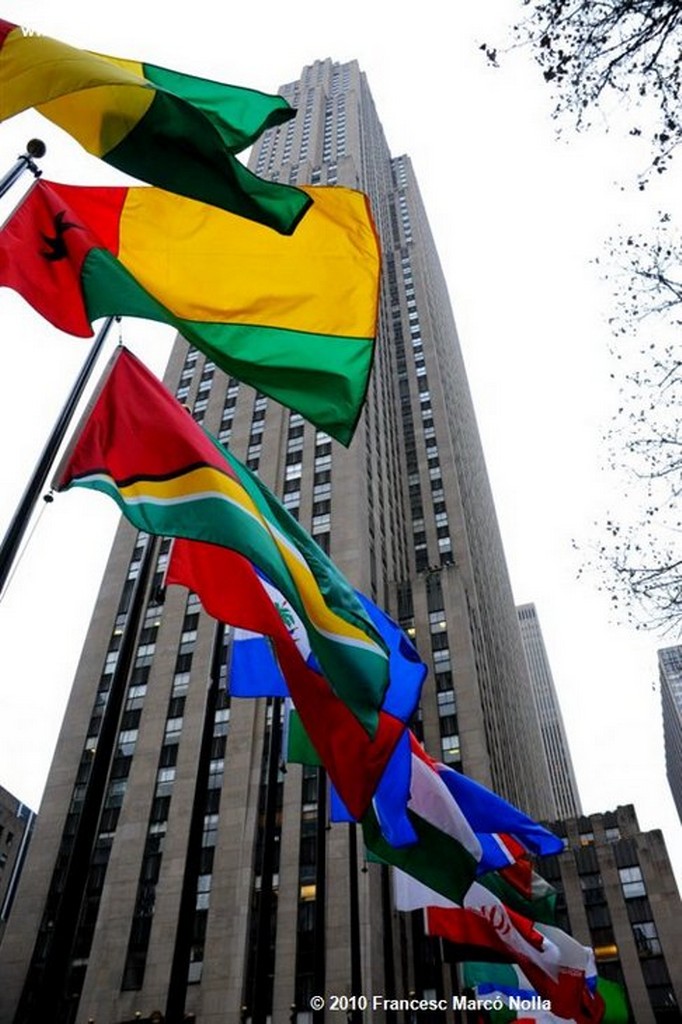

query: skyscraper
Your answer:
[1,59,555,1024]
[658,646,682,824]
[517,602,582,819]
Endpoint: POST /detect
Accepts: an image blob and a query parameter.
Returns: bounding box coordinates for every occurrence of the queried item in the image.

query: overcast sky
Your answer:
[0,0,680,887]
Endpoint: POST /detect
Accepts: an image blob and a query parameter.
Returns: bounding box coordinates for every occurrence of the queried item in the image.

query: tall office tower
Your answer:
[658,647,682,823]
[517,603,582,819]
[536,806,682,1023]
[1,59,556,1024]
[0,785,35,945]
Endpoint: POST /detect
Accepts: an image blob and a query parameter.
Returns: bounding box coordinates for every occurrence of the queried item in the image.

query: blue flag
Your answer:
[334,733,563,861]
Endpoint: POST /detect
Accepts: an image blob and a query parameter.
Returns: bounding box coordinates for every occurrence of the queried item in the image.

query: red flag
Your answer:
[167,538,405,819]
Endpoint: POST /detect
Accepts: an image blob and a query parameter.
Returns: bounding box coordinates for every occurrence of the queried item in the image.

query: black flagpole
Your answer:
[251,696,283,1024]
[348,823,364,1023]
[0,315,117,596]
[0,138,117,598]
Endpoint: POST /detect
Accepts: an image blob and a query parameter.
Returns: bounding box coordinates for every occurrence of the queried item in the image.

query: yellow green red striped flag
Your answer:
[0,18,310,233]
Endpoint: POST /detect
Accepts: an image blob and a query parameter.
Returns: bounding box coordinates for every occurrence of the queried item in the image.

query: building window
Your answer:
[641,957,678,1016]
[432,648,451,673]
[429,610,447,633]
[440,734,460,765]
[437,690,456,717]
[619,866,647,899]
[633,921,662,956]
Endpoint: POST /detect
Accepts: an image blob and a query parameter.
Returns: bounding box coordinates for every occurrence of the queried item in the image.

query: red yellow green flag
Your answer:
[53,347,389,737]
[0,19,309,233]
[0,179,380,444]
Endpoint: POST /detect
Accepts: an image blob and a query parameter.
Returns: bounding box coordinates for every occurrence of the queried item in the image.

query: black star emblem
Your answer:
[41,210,80,261]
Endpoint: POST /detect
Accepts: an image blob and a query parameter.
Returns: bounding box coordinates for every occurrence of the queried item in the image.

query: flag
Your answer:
[477,858,557,927]
[53,347,389,746]
[363,736,483,904]
[436,771,564,864]
[0,19,309,232]
[224,571,426,720]
[462,960,538,1001]
[334,727,562,868]
[463,961,550,1024]
[226,559,317,699]
[167,538,412,819]
[395,873,601,1024]
[463,965,624,1024]
[324,730,416,848]
[594,980,628,1024]
[230,627,291,698]
[0,179,379,444]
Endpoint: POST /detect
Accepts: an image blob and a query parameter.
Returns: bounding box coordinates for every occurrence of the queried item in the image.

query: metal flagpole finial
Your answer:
[24,138,46,179]
[26,138,46,158]
[0,138,46,199]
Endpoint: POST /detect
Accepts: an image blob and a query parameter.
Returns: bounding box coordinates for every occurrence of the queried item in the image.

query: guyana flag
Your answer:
[0,19,309,233]
[0,179,380,444]
[168,539,410,818]
[53,347,389,739]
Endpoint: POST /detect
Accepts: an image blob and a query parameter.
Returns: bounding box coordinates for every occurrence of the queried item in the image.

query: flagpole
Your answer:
[380,865,398,1024]
[0,139,45,199]
[0,314,116,597]
[312,766,327,1024]
[251,696,283,1024]
[348,823,364,1023]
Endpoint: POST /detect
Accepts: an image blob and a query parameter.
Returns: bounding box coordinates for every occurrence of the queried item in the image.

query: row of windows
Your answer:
[121,588,203,990]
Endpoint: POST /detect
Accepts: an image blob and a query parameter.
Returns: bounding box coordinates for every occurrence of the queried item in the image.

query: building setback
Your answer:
[0,59,555,1024]
[658,647,682,824]
[537,806,682,1024]
[517,603,582,819]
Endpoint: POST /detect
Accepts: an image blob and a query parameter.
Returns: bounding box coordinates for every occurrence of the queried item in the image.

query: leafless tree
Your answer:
[484,0,682,179]
[588,220,682,631]
[483,1,682,629]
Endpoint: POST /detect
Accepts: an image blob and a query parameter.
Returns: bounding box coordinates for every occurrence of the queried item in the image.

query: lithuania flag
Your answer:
[53,347,389,738]
[0,19,309,233]
[0,179,380,444]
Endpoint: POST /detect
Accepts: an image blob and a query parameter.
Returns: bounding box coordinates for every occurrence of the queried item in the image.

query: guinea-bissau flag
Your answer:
[53,347,389,741]
[0,179,380,445]
[0,19,309,233]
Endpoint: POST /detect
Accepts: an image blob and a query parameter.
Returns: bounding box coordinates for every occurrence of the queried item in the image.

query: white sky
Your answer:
[0,0,681,890]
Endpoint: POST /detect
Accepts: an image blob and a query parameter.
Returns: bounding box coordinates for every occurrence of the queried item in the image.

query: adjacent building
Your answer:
[658,646,682,823]
[517,603,582,819]
[0,59,555,1024]
[537,806,682,1024]
[0,785,35,946]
